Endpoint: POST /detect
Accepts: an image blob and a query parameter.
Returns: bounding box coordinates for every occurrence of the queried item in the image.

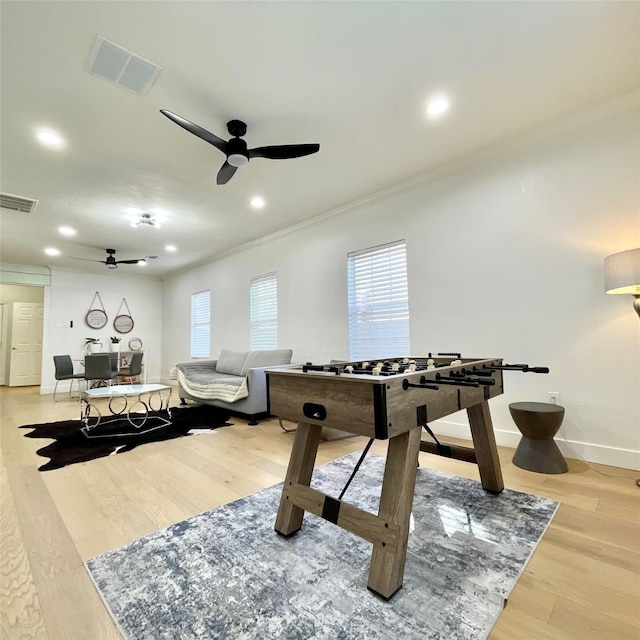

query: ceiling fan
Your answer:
[160,110,320,185]
[70,248,148,269]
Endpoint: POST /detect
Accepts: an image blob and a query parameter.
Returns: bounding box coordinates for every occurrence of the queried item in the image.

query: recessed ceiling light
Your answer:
[250,196,265,209]
[58,226,76,236]
[44,247,61,256]
[165,245,177,252]
[425,95,450,118]
[36,129,64,148]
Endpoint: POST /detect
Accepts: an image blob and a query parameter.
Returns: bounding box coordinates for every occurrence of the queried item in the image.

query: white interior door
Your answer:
[9,302,44,387]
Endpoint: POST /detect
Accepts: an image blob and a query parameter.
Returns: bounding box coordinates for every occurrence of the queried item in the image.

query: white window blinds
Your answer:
[250,272,277,349]
[191,290,211,358]
[347,240,410,360]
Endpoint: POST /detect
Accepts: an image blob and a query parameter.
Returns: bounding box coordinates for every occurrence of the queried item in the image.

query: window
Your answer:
[347,240,410,360]
[250,272,278,349]
[191,290,211,358]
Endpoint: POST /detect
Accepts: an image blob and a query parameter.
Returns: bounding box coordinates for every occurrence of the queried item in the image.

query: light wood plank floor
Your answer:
[1,385,638,639]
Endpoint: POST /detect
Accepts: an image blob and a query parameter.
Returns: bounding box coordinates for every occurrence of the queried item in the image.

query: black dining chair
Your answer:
[53,355,85,401]
[84,354,118,388]
[117,352,143,384]
[107,352,119,372]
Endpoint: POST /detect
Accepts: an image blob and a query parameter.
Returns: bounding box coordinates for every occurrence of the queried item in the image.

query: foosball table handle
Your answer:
[401,378,439,391]
[489,363,550,374]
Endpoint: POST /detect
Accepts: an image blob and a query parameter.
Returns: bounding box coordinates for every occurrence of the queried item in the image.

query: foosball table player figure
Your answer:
[266,353,549,600]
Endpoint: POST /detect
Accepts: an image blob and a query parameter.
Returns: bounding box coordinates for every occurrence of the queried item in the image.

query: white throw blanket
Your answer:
[171,365,249,404]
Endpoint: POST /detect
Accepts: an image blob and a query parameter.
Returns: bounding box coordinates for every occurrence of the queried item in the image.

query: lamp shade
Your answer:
[604,248,640,295]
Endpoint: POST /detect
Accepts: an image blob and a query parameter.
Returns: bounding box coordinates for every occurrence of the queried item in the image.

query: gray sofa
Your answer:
[174,348,293,425]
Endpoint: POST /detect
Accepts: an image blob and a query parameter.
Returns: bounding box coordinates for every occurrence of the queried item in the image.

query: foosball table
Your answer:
[266,354,548,600]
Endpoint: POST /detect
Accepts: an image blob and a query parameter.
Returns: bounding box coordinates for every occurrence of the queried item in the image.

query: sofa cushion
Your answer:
[240,349,293,375]
[216,349,249,376]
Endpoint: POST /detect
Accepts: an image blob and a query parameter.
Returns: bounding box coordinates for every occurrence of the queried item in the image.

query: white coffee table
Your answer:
[80,383,172,438]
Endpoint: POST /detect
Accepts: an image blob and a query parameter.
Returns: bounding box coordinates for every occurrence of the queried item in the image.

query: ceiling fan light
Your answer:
[132,212,160,227]
[137,260,147,266]
[107,263,118,269]
[228,153,249,168]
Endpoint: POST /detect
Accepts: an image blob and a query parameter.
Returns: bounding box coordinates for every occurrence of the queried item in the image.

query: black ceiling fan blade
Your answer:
[217,161,238,185]
[249,143,320,160]
[160,110,228,154]
[69,256,107,264]
[116,259,144,265]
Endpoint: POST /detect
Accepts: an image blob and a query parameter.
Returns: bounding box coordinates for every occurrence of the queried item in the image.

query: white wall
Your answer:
[41,267,162,393]
[162,96,640,470]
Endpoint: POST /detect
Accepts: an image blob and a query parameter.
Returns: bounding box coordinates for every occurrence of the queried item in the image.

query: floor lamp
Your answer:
[604,247,640,486]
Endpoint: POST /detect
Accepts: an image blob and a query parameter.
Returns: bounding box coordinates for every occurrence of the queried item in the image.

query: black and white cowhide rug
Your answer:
[20,405,231,471]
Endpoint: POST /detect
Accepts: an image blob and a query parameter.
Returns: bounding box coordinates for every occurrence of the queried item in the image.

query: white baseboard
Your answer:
[431,419,640,472]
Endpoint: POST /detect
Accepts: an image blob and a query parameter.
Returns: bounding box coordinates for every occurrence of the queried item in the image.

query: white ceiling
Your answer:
[1,1,638,278]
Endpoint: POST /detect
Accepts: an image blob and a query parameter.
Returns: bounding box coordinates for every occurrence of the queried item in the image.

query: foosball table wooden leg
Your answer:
[467,401,504,493]
[275,421,322,536]
[367,426,422,600]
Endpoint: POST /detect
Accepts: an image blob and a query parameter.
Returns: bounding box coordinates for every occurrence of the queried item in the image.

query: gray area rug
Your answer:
[86,452,559,639]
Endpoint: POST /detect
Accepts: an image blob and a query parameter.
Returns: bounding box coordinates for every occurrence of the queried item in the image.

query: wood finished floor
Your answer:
[1,385,638,639]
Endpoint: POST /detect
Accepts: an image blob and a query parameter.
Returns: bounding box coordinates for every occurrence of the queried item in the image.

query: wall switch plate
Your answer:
[548,392,560,405]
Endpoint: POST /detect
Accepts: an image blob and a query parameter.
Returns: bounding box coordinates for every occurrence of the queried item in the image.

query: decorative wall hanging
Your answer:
[128,337,143,351]
[113,298,134,334]
[85,292,108,329]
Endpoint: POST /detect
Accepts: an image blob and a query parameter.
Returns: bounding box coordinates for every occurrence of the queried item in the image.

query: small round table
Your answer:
[509,402,568,474]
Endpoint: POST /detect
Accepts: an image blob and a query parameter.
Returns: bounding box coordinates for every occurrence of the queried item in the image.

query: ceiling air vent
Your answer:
[0,192,38,214]
[86,36,162,96]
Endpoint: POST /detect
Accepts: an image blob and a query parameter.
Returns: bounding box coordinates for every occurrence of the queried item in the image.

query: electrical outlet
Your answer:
[548,392,560,405]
